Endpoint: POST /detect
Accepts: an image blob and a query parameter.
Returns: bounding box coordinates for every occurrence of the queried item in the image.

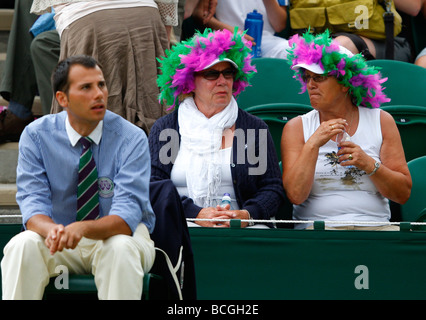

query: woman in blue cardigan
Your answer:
[149,28,285,228]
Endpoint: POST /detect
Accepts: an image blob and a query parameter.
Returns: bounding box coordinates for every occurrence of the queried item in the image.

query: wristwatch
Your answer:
[367,161,380,176]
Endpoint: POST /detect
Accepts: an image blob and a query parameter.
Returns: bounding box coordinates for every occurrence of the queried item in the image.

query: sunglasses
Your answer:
[302,73,329,83]
[197,68,236,81]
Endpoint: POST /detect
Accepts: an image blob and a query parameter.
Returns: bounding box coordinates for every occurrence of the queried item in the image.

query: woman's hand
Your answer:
[216,206,252,228]
[308,118,348,149]
[196,207,234,227]
[196,206,251,228]
[337,140,376,173]
[243,33,256,46]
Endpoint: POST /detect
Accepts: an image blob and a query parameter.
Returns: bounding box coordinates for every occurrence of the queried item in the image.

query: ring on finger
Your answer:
[348,154,353,160]
[331,125,335,130]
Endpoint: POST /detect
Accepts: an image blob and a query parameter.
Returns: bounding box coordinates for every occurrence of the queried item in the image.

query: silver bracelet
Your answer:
[367,161,380,176]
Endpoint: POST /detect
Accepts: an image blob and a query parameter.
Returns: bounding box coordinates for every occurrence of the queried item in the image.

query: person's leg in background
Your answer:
[30,29,60,115]
[0,0,38,143]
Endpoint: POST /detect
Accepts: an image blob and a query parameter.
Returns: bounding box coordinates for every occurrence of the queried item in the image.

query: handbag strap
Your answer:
[382,0,395,59]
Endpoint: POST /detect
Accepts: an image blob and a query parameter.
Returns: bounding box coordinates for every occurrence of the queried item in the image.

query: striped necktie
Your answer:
[77,137,100,221]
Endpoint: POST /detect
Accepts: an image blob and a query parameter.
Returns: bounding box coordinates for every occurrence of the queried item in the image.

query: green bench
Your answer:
[44,273,161,300]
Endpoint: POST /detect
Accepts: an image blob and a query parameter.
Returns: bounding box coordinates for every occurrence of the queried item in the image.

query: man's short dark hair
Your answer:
[52,55,102,94]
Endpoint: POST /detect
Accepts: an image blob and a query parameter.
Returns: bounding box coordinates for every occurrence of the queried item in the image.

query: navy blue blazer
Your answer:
[149,108,285,221]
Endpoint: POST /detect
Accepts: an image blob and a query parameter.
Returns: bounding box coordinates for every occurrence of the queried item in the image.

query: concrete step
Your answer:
[0,182,19,224]
[0,183,17,206]
[0,206,21,224]
[0,9,13,32]
[0,142,18,183]
[0,9,32,225]
[0,144,21,223]
[0,143,21,223]
[0,204,22,224]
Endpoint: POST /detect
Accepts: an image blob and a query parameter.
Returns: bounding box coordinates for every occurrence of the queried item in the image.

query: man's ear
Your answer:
[55,91,68,108]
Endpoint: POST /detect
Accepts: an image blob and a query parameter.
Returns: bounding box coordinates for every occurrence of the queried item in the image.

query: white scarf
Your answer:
[178,96,238,207]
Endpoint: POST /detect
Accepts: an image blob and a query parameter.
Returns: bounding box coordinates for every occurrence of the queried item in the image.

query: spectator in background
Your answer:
[30,0,179,134]
[333,0,423,61]
[0,0,59,143]
[415,48,426,67]
[414,0,426,68]
[184,0,217,25]
[173,0,217,43]
[192,0,290,59]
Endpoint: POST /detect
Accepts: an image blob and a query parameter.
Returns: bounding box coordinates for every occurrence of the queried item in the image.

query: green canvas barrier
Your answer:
[189,226,426,300]
[3,224,426,300]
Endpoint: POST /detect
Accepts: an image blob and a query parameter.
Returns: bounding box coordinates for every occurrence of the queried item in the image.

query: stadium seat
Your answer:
[237,58,311,110]
[43,273,161,300]
[400,156,426,230]
[380,105,426,162]
[246,102,313,157]
[367,60,426,107]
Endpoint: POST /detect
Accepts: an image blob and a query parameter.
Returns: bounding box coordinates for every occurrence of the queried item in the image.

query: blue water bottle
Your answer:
[244,10,263,58]
[277,0,289,5]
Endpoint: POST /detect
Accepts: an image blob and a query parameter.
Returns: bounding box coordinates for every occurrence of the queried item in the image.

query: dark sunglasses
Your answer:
[197,68,236,80]
[302,73,329,84]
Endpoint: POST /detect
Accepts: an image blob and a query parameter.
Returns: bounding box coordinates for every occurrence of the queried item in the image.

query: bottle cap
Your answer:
[247,10,263,20]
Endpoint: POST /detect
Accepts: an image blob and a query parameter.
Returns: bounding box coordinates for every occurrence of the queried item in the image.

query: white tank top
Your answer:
[293,107,391,229]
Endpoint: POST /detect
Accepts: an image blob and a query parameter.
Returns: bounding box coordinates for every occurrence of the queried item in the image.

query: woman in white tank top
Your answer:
[281,31,412,230]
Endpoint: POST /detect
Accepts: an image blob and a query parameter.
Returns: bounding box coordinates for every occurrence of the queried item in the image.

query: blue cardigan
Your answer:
[148,108,285,220]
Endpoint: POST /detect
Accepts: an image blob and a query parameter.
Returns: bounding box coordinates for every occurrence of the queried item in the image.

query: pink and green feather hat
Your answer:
[157,28,257,109]
[287,30,390,108]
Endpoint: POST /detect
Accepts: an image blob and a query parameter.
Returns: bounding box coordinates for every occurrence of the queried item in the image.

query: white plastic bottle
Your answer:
[336,130,353,167]
[336,130,351,151]
[220,193,232,208]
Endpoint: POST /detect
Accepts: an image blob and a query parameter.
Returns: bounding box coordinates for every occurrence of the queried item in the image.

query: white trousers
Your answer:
[1,223,155,300]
